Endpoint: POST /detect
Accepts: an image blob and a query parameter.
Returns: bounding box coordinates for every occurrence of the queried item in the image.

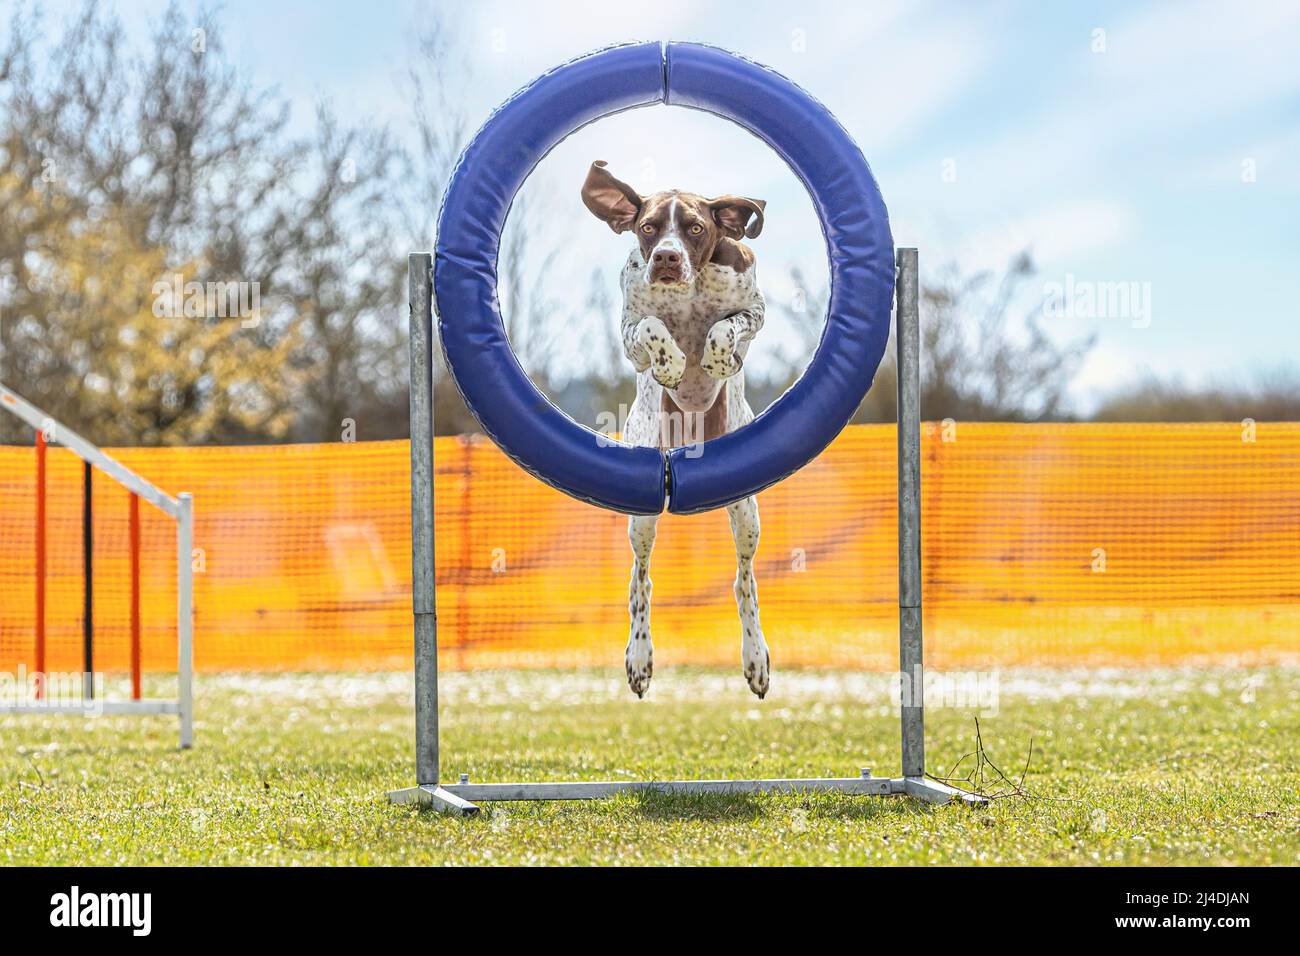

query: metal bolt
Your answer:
[860,767,872,778]
[459,773,469,785]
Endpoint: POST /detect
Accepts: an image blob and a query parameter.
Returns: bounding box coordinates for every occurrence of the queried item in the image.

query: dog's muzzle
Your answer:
[648,238,690,285]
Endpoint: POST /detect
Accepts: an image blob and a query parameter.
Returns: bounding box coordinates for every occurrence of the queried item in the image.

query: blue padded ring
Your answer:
[434,42,894,516]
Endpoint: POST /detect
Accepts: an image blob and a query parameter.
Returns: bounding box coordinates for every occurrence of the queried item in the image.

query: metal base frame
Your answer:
[388,248,987,815]
[389,774,984,817]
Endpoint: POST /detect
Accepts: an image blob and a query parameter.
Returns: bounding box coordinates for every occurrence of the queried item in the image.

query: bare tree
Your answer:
[282,105,407,442]
[0,2,422,444]
[398,21,469,251]
[0,2,636,442]
[0,3,304,443]
[400,18,583,434]
[767,252,1095,422]
[1093,367,1300,422]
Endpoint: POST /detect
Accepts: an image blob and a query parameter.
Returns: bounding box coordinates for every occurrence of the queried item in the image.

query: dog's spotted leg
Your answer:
[635,316,686,390]
[701,318,741,379]
[621,307,652,372]
[702,305,764,380]
[625,514,658,698]
[727,495,769,698]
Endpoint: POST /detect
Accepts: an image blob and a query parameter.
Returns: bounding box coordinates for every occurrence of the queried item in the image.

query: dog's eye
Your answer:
[640,223,656,235]
[689,223,704,235]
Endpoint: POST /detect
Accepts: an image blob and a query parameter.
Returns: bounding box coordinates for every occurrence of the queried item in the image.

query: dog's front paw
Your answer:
[701,319,742,380]
[625,636,654,698]
[742,642,770,699]
[638,318,686,389]
[626,338,652,373]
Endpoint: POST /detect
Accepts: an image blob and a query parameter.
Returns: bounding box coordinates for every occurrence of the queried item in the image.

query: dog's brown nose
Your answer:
[653,250,681,266]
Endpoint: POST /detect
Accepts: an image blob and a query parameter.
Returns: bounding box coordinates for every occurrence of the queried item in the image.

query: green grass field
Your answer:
[2,667,1296,865]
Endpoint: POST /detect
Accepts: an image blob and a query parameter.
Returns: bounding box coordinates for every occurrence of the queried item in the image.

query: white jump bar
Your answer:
[0,384,179,518]
[0,700,180,716]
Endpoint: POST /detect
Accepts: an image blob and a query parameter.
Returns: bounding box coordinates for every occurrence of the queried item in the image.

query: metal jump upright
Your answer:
[0,385,194,749]
[388,248,986,814]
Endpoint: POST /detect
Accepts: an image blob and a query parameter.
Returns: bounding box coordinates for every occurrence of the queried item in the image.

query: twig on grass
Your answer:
[21,754,46,790]
[927,716,1035,801]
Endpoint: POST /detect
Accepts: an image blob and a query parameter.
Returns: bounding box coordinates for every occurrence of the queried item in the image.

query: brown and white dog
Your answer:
[582,160,770,699]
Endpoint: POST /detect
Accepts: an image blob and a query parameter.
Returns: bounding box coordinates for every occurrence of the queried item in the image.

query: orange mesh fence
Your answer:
[0,422,1296,674]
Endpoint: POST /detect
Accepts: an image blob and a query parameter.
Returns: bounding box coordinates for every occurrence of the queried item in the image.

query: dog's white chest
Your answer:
[621,253,758,361]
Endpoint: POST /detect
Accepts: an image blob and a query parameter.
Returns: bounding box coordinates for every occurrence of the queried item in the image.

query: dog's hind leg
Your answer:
[626,514,658,698]
[728,495,770,698]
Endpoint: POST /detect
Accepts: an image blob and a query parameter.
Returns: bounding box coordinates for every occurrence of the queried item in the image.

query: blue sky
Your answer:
[47,0,1300,412]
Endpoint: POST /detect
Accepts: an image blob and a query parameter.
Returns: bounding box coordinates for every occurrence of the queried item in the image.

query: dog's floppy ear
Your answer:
[708,196,766,240]
[582,161,642,234]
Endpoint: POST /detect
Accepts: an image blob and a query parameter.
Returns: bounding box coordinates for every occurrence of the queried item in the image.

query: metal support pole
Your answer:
[388,253,478,815]
[34,429,46,699]
[896,248,925,779]
[82,460,94,701]
[409,253,439,787]
[177,492,194,749]
[130,492,142,701]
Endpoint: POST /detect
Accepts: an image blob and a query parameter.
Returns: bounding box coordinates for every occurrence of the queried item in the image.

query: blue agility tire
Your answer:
[434,42,894,515]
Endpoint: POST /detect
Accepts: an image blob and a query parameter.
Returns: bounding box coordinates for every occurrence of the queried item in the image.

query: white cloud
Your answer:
[955,198,1138,273]
[1071,343,1141,413]
[1101,0,1300,110]
[899,198,1139,282]
[929,1,1300,201]
[779,3,994,153]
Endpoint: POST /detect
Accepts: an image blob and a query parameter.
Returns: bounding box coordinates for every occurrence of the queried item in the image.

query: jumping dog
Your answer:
[582,160,770,699]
